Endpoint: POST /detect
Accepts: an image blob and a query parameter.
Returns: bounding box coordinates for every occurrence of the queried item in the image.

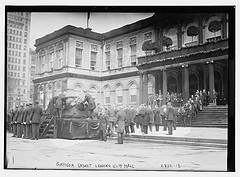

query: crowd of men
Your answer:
[7,101,44,140]
[6,89,217,144]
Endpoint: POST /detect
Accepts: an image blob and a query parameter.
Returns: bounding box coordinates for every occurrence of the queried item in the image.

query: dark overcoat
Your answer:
[30,105,43,124]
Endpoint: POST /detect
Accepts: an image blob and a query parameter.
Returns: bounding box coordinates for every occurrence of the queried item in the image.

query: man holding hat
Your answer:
[30,101,44,140]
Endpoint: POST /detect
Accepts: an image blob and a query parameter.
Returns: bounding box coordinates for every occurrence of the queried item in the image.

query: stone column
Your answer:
[184,66,189,103]
[139,73,143,105]
[177,24,182,49]
[209,62,215,102]
[198,16,203,44]
[33,84,38,103]
[221,13,228,39]
[155,74,159,94]
[159,28,163,52]
[142,72,148,105]
[162,69,167,105]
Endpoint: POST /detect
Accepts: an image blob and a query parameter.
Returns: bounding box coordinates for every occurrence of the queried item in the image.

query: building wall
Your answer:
[7,12,31,109]
[33,13,228,109]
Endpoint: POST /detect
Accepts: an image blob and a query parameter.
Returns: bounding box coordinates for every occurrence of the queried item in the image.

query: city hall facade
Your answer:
[33,13,229,109]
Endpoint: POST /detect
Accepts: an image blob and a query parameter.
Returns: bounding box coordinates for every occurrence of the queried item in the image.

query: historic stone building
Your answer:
[33,13,229,109]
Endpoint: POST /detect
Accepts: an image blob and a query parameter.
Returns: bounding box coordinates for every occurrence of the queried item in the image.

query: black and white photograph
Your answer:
[3,5,236,173]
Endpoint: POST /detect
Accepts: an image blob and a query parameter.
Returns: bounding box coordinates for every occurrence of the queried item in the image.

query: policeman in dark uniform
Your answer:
[26,103,33,139]
[166,102,176,135]
[30,101,44,140]
[12,106,18,137]
[16,105,24,138]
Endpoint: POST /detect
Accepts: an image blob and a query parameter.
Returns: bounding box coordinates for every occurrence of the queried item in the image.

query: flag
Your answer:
[87,12,90,28]
[87,12,90,20]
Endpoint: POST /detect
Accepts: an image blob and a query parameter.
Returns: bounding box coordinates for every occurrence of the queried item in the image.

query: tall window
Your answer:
[105,52,110,70]
[130,37,137,65]
[49,52,54,70]
[58,44,63,68]
[90,44,98,71]
[116,84,123,104]
[75,41,83,67]
[105,44,110,70]
[143,31,153,55]
[148,80,153,96]
[75,48,82,67]
[89,87,97,100]
[117,48,123,68]
[116,41,123,68]
[129,83,137,103]
[104,87,110,105]
[90,51,97,70]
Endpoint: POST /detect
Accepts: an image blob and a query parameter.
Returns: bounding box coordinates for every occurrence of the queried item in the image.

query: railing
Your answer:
[39,116,55,139]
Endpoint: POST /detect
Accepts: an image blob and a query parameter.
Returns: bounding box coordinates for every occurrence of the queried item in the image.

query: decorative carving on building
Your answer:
[144,32,152,41]
[76,41,83,48]
[91,44,98,51]
[116,41,123,48]
[130,36,137,45]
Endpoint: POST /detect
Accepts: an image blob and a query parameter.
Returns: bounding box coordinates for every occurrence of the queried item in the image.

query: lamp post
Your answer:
[17,95,20,106]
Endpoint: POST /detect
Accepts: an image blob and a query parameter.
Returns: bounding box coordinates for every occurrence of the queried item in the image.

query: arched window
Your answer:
[74,84,84,98]
[164,27,178,51]
[104,86,110,105]
[129,83,137,103]
[184,23,199,47]
[56,82,62,96]
[89,87,97,100]
[116,84,123,104]
[205,16,222,42]
[49,46,54,70]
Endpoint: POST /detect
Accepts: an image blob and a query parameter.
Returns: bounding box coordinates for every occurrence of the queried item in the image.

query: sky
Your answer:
[30,13,154,49]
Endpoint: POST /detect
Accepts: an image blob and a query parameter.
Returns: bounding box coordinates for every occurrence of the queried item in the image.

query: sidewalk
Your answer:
[111,126,228,148]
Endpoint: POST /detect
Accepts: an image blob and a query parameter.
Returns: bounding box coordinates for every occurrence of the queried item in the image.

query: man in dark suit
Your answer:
[81,92,96,118]
[98,110,108,142]
[30,101,44,140]
[16,105,24,138]
[166,102,176,135]
[115,107,126,144]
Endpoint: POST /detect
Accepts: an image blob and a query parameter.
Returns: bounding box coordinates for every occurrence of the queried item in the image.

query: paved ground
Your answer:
[6,132,227,171]
[131,126,227,140]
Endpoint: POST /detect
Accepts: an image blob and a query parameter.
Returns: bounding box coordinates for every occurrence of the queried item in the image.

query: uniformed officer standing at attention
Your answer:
[25,103,33,139]
[12,106,18,137]
[30,101,44,140]
[22,104,29,139]
[115,107,126,144]
[166,102,176,135]
[16,105,24,138]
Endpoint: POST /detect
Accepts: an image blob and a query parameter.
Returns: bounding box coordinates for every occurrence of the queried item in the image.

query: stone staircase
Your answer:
[190,104,228,128]
[39,115,55,139]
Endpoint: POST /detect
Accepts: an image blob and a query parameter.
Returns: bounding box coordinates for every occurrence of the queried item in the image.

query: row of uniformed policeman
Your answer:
[7,101,44,140]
